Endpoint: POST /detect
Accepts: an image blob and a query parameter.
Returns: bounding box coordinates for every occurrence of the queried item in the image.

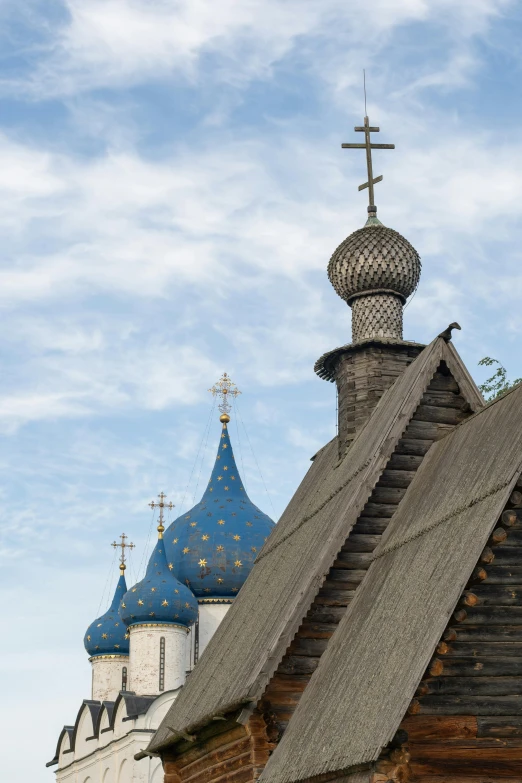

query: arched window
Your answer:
[159,637,165,691]
[121,666,127,692]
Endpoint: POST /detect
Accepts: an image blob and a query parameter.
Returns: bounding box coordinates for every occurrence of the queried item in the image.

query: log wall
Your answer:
[395,486,522,782]
[259,364,472,750]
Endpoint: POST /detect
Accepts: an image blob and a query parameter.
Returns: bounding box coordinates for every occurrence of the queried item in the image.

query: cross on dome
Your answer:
[342,114,395,214]
[111,532,135,575]
[209,372,241,423]
[149,492,174,539]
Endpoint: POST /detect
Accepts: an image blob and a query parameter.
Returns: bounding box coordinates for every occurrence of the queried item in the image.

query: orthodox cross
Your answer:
[112,532,135,575]
[209,372,241,419]
[149,492,174,539]
[342,115,395,210]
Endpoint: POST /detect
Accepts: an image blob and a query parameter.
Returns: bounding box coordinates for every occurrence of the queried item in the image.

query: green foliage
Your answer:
[478,357,522,401]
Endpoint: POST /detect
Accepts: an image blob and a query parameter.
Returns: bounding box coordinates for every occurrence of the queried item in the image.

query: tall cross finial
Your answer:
[341,100,395,215]
[149,492,174,539]
[209,372,241,425]
[112,533,135,575]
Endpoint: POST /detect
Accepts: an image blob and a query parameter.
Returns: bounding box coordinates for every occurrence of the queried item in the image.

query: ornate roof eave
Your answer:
[314,337,426,382]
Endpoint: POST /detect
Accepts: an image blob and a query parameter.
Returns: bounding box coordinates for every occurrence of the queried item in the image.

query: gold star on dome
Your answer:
[232,587,239,593]
[162,599,169,607]
[190,522,197,527]
[223,466,228,471]
[198,558,207,567]
[218,519,225,525]
[204,588,211,593]
[132,588,137,592]
[152,587,157,592]
[185,515,191,520]
[209,487,214,492]
[174,613,179,619]
[217,545,224,552]
[222,444,228,449]
[251,546,257,552]
[231,476,236,480]
[184,602,191,609]
[95,645,99,650]
[168,563,174,570]
[175,589,179,594]
[224,486,229,491]
[115,644,120,649]
[86,635,91,642]
[149,612,155,617]
[216,577,224,584]
[202,534,209,541]
[97,623,102,627]
[138,599,144,606]
[216,455,220,460]
[121,602,126,609]
[217,476,223,481]
[114,622,119,627]
[233,534,240,541]
[246,521,252,526]
[183,547,190,554]
[173,538,179,544]
[124,633,129,639]
[234,560,242,567]
[101,633,108,639]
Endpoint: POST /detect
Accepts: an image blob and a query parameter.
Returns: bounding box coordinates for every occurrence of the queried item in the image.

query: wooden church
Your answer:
[142,117,522,783]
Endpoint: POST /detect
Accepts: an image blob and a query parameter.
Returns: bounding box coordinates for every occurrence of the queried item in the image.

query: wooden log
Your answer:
[457,607,522,624]
[297,622,336,640]
[493,528,522,546]
[480,547,495,564]
[409,746,522,776]
[405,420,454,440]
[362,503,398,518]
[378,469,417,488]
[508,490,522,508]
[277,655,319,676]
[446,625,522,641]
[369,486,407,505]
[470,584,522,606]
[432,657,522,676]
[502,510,518,528]
[264,675,308,693]
[333,551,373,568]
[427,374,459,393]
[411,775,522,783]
[460,591,479,607]
[413,694,522,715]
[341,534,381,553]
[489,527,508,545]
[182,742,251,781]
[354,518,389,535]
[327,568,366,586]
[401,715,477,740]
[420,391,466,409]
[439,641,522,658]
[313,588,355,607]
[412,404,464,425]
[387,453,424,470]
[429,659,444,676]
[477,715,522,737]
[289,637,328,657]
[417,676,522,696]
[443,629,458,642]
[174,726,247,768]
[482,565,522,583]
[453,609,467,622]
[307,605,346,624]
[394,438,433,456]
[470,566,488,583]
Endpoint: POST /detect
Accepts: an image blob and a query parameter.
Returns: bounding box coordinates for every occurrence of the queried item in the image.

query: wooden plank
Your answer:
[430,657,522,676]
[440,641,522,658]
[341,534,381,553]
[360,503,397,519]
[354,518,389,535]
[477,716,522,737]
[457,606,522,624]
[417,676,522,696]
[483,546,522,566]
[447,625,522,641]
[277,655,320,676]
[413,694,522,715]
[412,404,465,425]
[401,715,477,740]
[369,487,407,505]
[470,584,522,605]
[482,565,522,583]
[387,453,424,470]
[394,438,433,456]
[313,589,355,607]
[333,551,373,568]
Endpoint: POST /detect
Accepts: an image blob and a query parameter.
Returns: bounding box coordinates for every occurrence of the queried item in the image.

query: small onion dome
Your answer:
[327,217,421,305]
[120,537,197,628]
[164,421,275,599]
[84,574,129,657]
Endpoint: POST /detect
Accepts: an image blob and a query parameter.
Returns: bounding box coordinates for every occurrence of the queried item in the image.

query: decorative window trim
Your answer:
[159,637,165,691]
[121,666,128,692]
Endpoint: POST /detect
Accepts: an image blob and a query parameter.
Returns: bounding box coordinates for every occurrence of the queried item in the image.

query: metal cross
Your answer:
[209,372,241,417]
[112,532,135,574]
[149,492,174,539]
[342,115,395,210]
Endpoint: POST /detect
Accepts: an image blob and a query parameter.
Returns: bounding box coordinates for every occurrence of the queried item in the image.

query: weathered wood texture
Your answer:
[400,501,522,780]
[260,367,474,753]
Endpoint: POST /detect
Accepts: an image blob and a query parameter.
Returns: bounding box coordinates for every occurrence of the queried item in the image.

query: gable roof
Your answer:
[260,381,522,783]
[149,336,483,753]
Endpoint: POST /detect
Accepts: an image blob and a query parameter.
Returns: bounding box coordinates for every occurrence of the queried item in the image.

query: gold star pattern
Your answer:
[198,558,207,567]
[97,623,102,627]
[132,587,137,592]
[121,602,126,609]
[216,577,224,584]
[86,635,91,642]
[216,545,224,552]
[124,633,130,640]
[218,519,225,525]
[231,476,236,480]
[209,487,214,492]
[115,644,120,649]
[202,534,209,541]
[246,521,252,527]
[138,599,144,606]
[233,534,241,541]
[162,599,169,607]
[251,546,257,552]
[168,563,174,570]
[221,433,225,439]
[183,547,190,554]
[151,587,156,592]
[224,486,229,491]
[223,466,228,471]
[173,538,179,544]
[222,444,228,449]
[190,522,197,527]
[234,560,242,567]
[185,515,191,520]
[101,633,108,640]
[149,612,155,617]
[217,475,223,481]
[204,588,211,593]
[232,587,239,593]
[175,589,179,594]
[184,602,191,609]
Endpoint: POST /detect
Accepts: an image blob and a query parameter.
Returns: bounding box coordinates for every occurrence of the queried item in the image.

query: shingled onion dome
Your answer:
[328,211,421,343]
[120,534,198,629]
[84,574,129,657]
[164,417,275,600]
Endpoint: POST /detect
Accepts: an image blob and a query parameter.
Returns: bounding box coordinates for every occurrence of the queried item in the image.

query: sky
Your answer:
[2,1,522,780]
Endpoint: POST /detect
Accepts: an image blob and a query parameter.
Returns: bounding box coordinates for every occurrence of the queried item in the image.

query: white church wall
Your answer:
[198,603,230,657]
[129,624,187,695]
[75,706,96,760]
[91,656,129,702]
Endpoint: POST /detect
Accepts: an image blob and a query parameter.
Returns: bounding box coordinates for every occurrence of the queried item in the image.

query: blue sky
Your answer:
[2,1,522,779]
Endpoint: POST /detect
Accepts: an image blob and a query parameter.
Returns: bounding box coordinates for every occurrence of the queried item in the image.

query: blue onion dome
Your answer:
[120,532,198,629]
[164,415,275,600]
[84,574,129,657]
